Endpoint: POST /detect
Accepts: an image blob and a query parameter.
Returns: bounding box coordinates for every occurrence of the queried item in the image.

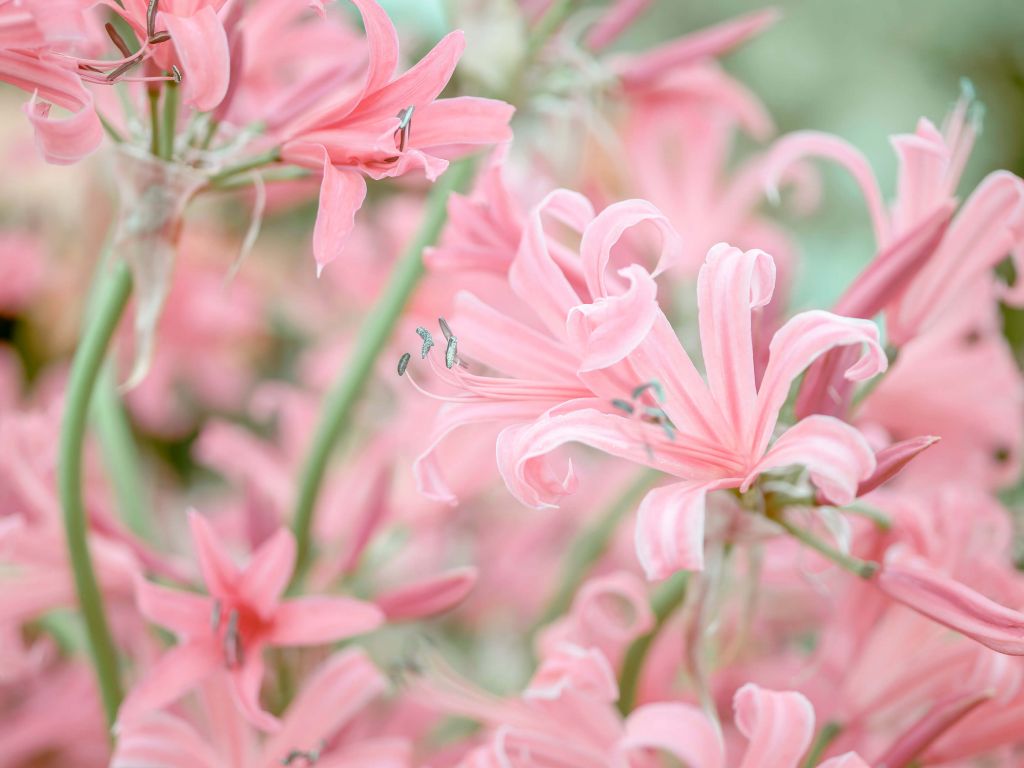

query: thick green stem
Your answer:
[804,721,842,767]
[771,513,879,579]
[93,365,150,540]
[59,260,133,729]
[533,471,657,631]
[617,572,688,715]
[289,158,475,587]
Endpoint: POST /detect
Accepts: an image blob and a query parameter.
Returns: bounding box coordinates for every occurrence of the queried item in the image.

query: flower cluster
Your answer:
[1,1,1024,767]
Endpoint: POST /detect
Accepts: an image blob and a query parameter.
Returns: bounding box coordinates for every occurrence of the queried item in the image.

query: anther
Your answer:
[210,599,222,631]
[438,317,454,342]
[394,106,414,152]
[632,380,665,402]
[223,609,243,668]
[397,352,411,377]
[147,0,160,39]
[416,327,434,358]
[445,336,458,369]
[611,398,634,414]
[282,743,323,766]
[105,23,132,58]
[170,65,182,83]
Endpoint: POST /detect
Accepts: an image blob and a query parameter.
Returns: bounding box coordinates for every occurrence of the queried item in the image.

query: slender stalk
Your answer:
[207,148,282,186]
[804,721,842,767]
[289,158,476,587]
[158,81,179,160]
[147,87,160,156]
[59,260,133,729]
[770,513,879,579]
[617,572,688,715]
[93,365,151,540]
[533,471,657,631]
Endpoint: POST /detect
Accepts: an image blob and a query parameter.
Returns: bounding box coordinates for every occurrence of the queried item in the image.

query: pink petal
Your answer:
[816,435,939,505]
[527,644,619,702]
[406,97,514,149]
[263,650,388,765]
[634,480,724,580]
[267,596,383,646]
[229,653,280,732]
[349,0,399,96]
[746,415,876,506]
[873,690,992,768]
[571,571,654,646]
[312,159,368,274]
[890,118,953,233]
[239,527,296,619]
[164,8,230,112]
[752,311,886,457]
[113,712,221,768]
[763,131,890,248]
[816,754,871,768]
[188,510,239,597]
[567,265,659,372]
[119,640,220,720]
[697,244,775,441]
[878,549,1024,655]
[376,566,477,621]
[134,576,212,637]
[585,0,653,50]
[578,198,682,297]
[622,702,724,768]
[733,684,816,768]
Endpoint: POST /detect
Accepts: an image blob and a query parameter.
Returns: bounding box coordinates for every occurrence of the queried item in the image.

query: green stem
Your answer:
[617,572,688,715]
[289,158,476,587]
[158,81,179,160]
[804,721,842,767]
[207,148,282,186]
[147,87,160,157]
[59,260,133,729]
[770,513,879,579]
[533,471,657,631]
[92,365,151,540]
[209,166,309,191]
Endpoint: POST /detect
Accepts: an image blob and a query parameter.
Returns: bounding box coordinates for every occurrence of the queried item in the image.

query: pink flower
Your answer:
[496,243,886,579]
[121,511,384,731]
[279,0,514,272]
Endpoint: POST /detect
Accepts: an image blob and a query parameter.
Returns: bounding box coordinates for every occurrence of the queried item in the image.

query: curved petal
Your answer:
[890,118,953,233]
[188,511,239,597]
[571,571,654,646]
[407,97,514,149]
[239,527,296,619]
[816,754,871,768]
[734,684,816,768]
[878,548,1024,655]
[164,8,230,112]
[527,644,618,702]
[349,0,399,96]
[635,480,729,580]
[622,702,724,768]
[697,244,775,444]
[752,310,886,457]
[567,265,659,372]
[267,597,383,646]
[763,131,890,247]
[578,198,682,298]
[119,640,220,720]
[376,566,477,621]
[113,712,221,768]
[263,650,387,767]
[229,654,280,732]
[313,159,368,275]
[745,415,875,506]
[134,577,212,638]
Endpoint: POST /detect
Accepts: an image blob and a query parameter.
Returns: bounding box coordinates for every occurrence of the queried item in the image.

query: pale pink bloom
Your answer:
[495,243,886,579]
[114,649,409,768]
[122,511,384,731]
[278,0,514,272]
[765,89,1024,345]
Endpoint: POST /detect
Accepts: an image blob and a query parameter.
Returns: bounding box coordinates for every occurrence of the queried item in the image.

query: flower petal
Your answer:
[188,510,239,597]
[376,566,477,621]
[267,597,383,646]
[113,712,221,768]
[733,684,816,768]
[229,653,280,732]
[312,159,368,274]
[119,640,220,720]
[134,576,212,638]
[635,480,727,579]
[239,527,296,619]
[164,8,230,112]
[406,97,514,149]
[622,702,725,768]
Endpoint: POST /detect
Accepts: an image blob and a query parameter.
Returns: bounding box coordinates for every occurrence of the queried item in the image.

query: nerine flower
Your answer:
[495,244,886,579]
[121,512,383,731]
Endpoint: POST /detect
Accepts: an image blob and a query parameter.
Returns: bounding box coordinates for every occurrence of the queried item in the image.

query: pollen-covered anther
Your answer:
[223,609,244,669]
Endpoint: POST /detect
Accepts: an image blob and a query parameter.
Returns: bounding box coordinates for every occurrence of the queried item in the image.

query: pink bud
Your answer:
[817,435,939,504]
[376,567,478,621]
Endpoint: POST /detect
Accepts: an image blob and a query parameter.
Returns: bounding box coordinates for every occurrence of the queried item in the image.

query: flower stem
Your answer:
[533,471,657,631]
[770,512,879,579]
[59,260,133,729]
[158,81,179,160]
[207,148,283,186]
[804,721,842,767]
[147,87,160,156]
[289,158,476,588]
[617,571,689,715]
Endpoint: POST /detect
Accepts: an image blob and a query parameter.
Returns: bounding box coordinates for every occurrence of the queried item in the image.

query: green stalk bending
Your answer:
[617,571,689,715]
[59,260,133,729]
[289,158,475,587]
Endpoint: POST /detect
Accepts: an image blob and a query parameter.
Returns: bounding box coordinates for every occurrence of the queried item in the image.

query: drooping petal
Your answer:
[312,158,368,274]
[745,415,875,506]
[134,576,213,638]
[376,567,477,621]
[752,311,886,457]
[622,702,724,768]
[763,131,890,248]
[267,596,383,646]
[878,549,1024,655]
[634,480,727,579]
[164,8,231,112]
[119,640,220,720]
[733,684,816,768]
[229,653,280,732]
[188,510,239,597]
[697,244,775,445]
[239,527,296,619]
[567,265,659,372]
[263,650,388,767]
